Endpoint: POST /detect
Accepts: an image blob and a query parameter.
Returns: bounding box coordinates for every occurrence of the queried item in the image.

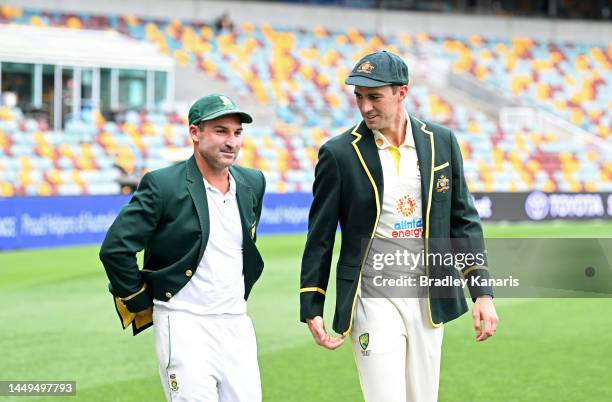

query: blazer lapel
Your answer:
[230,166,254,245]
[351,121,384,208]
[186,156,210,260]
[231,167,258,284]
[410,116,434,239]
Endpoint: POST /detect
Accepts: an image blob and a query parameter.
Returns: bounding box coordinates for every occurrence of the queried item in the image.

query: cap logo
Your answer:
[356,61,375,74]
[219,95,233,106]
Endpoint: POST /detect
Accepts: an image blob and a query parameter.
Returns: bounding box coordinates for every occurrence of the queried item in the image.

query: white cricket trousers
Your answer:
[351,297,444,402]
[153,307,261,402]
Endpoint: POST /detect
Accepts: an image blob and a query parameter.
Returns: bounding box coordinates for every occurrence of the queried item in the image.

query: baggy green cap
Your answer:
[345,50,409,87]
[188,94,253,125]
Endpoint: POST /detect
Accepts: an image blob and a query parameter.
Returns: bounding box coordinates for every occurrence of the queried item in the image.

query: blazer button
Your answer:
[185,269,193,277]
[165,292,172,299]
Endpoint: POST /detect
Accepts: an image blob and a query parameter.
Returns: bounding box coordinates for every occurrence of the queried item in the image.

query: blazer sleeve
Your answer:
[300,144,341,322]
[99,172,162,313]
[449,130,493,299]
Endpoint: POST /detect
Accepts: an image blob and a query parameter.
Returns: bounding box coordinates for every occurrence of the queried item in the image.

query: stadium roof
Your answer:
[0,24,173,71]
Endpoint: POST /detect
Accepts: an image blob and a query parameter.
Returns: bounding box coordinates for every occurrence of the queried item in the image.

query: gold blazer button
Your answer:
[165,292,172,299]
[185,269,193,277]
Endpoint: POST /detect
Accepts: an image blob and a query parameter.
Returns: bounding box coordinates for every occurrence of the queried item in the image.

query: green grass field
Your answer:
[1,221,611,401]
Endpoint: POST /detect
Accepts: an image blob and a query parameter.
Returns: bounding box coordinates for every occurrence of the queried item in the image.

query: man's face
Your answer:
[354,85,407,131]
[190,114,243,171]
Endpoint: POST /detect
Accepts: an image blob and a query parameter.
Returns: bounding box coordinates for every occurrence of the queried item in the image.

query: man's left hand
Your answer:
[472,296,498,342]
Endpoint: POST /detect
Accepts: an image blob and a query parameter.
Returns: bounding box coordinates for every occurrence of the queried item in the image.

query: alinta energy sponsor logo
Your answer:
[396,194,417,217]
[393,195,422,238]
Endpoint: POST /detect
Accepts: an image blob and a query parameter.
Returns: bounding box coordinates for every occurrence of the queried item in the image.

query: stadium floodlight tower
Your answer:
[0,24,174,130]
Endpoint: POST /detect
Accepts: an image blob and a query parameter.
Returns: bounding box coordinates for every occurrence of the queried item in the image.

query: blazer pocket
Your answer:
[433,161,449,172]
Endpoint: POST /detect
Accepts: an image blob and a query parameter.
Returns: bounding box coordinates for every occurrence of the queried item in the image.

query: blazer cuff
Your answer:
[124,291,153,312]
[113,295,153,336]
[300,289,326,322]
[117,283,153,313]
[462,265,494,301]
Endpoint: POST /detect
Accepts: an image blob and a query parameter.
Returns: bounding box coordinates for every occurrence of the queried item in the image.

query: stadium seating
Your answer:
[0,6,609,195]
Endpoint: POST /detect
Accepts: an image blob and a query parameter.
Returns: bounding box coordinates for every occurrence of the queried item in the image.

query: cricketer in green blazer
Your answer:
[99,96,266,336]
[300,116,494,336]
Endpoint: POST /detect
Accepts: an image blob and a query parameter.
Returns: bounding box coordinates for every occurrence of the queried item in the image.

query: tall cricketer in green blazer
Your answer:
[300,116,494,336]
[100,156,265,335]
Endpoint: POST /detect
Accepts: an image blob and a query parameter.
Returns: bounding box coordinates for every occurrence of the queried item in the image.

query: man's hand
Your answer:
[306,316,345,350]
[136,306,153,317]
[473,296,498,342]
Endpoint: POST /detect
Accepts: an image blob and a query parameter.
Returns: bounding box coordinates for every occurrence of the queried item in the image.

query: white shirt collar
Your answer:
[203,171,236,196]
[372,109,414,150]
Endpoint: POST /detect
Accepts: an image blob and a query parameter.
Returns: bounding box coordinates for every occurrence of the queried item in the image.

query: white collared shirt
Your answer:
[374,110,424,240]
[154,173,246,315]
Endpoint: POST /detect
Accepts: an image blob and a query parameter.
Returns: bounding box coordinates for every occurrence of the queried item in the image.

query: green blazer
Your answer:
[300,116,493,336]
[100,156,266,335]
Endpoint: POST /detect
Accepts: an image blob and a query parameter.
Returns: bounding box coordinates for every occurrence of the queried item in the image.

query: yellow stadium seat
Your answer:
[66,16,83,29]
[18,171,32,187]
[0,107,14,121]
[347,28,365,45]
[257,158,269,172]
[1,182,15,196]
[174,49,190,66]
[123,15,140,26]
[467,120,480,134]
[474,65,489,80]
[584,181,597,192]
[275,181,286,192]
[443,39,459,52]
[19,156,33,170]
[536,83,551,101]
[570,108,585,125]
[399,33,412,47]
[550,51,563,63]
[495,43,508,55]
[71,171,85,187]
[505,54,517,71]
[1,6,21,19]
[335,35,348,46]
[313,25,328,38]
[543,179,556,192]
[77,156,94,171]
[575,55,590,71]
[198,25,213,40]
[416,32,431,43]
[527,160,541,173]
[316,73,330,87]
[469,35,484,47]
[29,15,45,27]
[46,169,64,186]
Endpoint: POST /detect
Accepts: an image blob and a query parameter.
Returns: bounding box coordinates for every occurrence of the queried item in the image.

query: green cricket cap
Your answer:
[188,94,253,125]
[345,50,409,87]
